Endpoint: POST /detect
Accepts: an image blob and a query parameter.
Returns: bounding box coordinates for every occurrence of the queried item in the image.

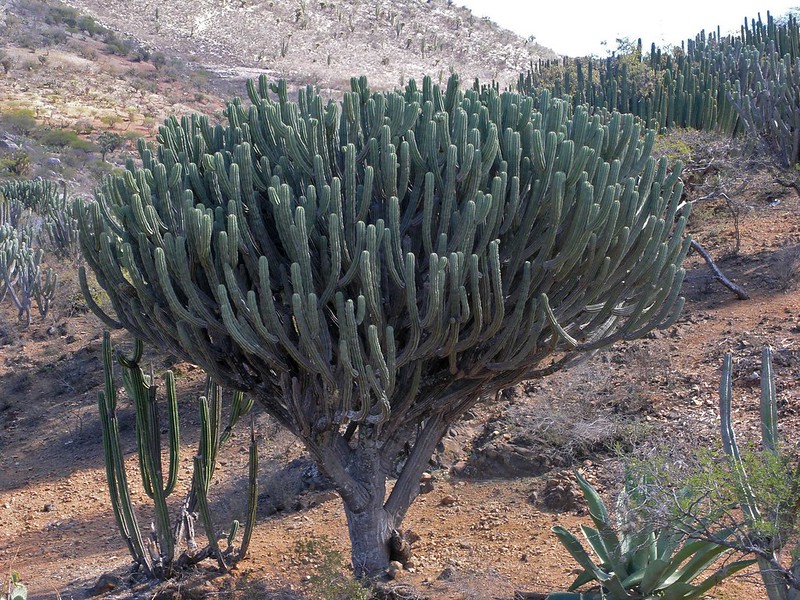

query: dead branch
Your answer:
[689,239,750,300]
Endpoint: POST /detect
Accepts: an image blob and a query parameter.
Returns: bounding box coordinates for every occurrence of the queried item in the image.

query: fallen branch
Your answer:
[689,239,751,300]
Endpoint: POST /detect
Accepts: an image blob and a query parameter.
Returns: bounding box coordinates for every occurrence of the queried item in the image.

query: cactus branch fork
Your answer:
[75,73,691,576]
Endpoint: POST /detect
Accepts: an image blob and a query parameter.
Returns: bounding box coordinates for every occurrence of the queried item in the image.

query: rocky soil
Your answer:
[56,0,556,94]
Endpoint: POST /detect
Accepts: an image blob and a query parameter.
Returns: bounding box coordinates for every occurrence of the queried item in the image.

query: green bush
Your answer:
[1,109,37,135]
[35,127,79,147]
[96,131,123,161]
[292,537,371,600]
[0,151,32,177]
[103,32,134,57]
[76,15,105,37]
[34,128,97,152]
[44,5,80,28]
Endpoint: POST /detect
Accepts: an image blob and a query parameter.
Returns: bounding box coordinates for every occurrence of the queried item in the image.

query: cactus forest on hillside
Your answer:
[520,12,800,167]
[0,179,77,325]
[75,72,690,574]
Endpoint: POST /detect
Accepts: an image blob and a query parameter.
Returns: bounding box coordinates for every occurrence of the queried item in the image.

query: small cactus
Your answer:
[718,346,798,600]
[97,332,258,578]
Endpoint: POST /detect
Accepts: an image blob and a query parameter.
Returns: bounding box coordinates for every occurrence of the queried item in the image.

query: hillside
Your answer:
[56,0,556,94]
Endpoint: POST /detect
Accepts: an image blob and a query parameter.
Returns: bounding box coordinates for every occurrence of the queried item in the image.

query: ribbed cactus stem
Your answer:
[236,416,259,560]
[719,347,791,600]
[192,452,227,572]
[97,331,154,575]
[96,332,258,578]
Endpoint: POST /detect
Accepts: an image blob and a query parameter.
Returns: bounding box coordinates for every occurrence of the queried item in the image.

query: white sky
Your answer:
[456,1,798,56]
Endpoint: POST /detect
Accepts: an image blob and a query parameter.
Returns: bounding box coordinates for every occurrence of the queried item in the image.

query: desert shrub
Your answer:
[44,5,80,28]
[34,127,96,152]
[40,27,67,47]
[626,348,800,600]
[76,15,105,37]
[292,537,371,600]
[96,131,124,161]
[0,151,32,177]
[0,51,13,75]
[132,46,150,62]
[33,127,78,147]
[151,51,167,70]
[103,32,135,57]
[0,109,37,135]
[86,158,113,180]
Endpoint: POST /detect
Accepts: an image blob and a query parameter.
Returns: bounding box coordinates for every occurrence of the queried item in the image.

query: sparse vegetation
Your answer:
[627,348,800,600]
[0,152,32,177]
[0,110,38,136]
[550,471,754,599]
[96,131,123,162]
[292,537,371,600]
[2,0,800,597]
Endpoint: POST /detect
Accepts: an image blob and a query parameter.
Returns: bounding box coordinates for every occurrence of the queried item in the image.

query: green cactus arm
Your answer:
[192,453,228,572]
[98,332,154,574]
[759,346,778,451]
[719,352,762,522]
[163,371,180,496]
[236,417,259,559]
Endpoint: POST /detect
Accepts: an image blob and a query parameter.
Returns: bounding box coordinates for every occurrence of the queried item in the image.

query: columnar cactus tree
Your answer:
[76,74,691,576]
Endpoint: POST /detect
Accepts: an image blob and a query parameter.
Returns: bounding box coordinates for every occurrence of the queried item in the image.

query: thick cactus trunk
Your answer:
[340,457,394,577]
[306,412,449,577]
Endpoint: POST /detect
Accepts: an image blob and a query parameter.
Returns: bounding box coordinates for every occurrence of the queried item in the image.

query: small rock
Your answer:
[439,494,457,506]
[419,472,434,494]
[540,471,585,513]
[87,574,124,596]
[42,503,55,512]
[387,560,404,580]
[436,566,456,581]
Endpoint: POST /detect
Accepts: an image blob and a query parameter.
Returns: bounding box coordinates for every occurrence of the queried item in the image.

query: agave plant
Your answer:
[550,471,754,599]
[0,572,26,600]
